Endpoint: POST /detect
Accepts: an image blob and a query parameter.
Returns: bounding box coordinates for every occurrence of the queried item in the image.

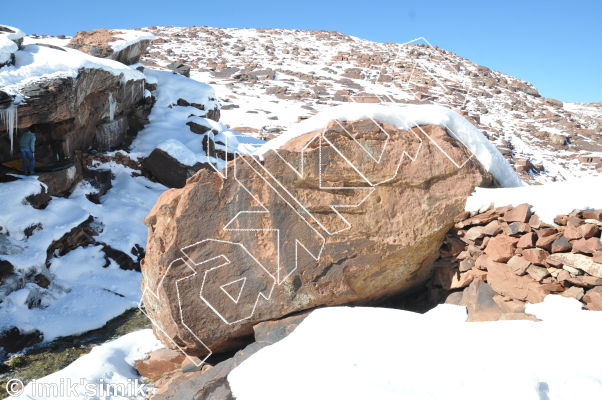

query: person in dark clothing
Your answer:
[20,128,36,175]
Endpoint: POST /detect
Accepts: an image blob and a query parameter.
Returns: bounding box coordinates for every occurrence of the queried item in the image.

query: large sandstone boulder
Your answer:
[141,119,495,356]
[67,28,155,66]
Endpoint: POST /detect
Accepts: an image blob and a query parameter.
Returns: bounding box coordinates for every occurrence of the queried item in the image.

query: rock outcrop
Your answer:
[67,28,155,66]
[141,119,495,356]
[0,67,146,165]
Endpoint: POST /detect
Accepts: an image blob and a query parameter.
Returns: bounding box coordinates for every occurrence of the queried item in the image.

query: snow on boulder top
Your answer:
[0,44,145,102]
[0,25,25,65]
[254,103,523,188]
[0,25,25,41]
[156,139,198,167]
[65,28,155,65]
[144,68,217,109]
[111,29,156,52]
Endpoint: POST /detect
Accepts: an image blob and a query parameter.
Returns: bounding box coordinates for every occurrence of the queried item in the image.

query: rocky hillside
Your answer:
[26,26,602,182]
[137,25,602,183]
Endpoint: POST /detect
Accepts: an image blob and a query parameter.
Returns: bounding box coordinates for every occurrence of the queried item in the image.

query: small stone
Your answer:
[572,238,602,255]
[549,253,602,278]
[504,204,532,223]
[547,267,561,278]
[536,228,558,238]
[562,265,581,275]
[504,222,531,236]
[507,255,531,276]
[459,258,474,272]
[594,251,602,264]
[517,232,537,249]
[536,232,561,251]
[528,214,541,229]
[551,235,572,253]
[521,248,550,265]
[582,210,602,220]
[554,215,568,226]
[484,234,519,262]
[578,224,600,239]
[453,211,471,222]
[581,275,602,286]
[564,224,583,241]
[481,220,502,236]
[465,226,485,241]
[568,216,585,228]
[560,286,585,301]
[526,264,550,282]
[34,273,50,288]
[583,287,602,311]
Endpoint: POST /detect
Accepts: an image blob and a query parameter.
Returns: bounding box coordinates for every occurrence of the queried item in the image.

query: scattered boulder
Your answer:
[37,163,82,196]
[168,62,191,78]
[143,147,213,189]
[0,327,43,353]
[67,28,155,65]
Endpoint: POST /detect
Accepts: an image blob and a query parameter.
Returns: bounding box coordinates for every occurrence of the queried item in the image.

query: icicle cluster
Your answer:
[0,106,18,156]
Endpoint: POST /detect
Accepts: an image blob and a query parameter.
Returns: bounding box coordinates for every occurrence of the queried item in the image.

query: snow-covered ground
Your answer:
[228,296,602,400]
[13,329,162,399]
[0,163,167,343]
[466,176,602,223]
[20,297,602,400]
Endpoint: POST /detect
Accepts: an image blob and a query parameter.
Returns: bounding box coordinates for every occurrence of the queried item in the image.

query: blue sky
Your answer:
[5,0,601,103]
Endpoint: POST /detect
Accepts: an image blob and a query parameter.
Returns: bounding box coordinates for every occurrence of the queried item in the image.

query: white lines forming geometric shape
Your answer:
[220,277,247,304]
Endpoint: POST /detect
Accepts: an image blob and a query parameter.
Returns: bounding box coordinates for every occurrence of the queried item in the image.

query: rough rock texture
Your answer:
[141,120,494,356]
[430,205,602,320]
[67,28,152,65]
[0,68,145,165]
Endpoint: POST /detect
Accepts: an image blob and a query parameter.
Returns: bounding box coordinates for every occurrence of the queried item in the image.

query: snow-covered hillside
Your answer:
[132,26,602,183]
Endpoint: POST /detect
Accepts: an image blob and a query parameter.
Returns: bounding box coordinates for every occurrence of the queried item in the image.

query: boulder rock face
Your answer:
[67,28,153,65]
[141,119,495,356]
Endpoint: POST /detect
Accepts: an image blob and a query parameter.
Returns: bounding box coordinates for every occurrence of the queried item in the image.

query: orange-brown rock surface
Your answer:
[141,119,494,356]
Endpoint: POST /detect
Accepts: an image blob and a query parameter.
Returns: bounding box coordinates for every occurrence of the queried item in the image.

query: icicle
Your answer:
[108,92,117,121]
[0,106,18,156]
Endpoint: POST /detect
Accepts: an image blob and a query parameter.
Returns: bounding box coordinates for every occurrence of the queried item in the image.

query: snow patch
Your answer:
[229,297,602,400]
[111,30,156,52]
[14,329,162,400]
[465,176,602,223]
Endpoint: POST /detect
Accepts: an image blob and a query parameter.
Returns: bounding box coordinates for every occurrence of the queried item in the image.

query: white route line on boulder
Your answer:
[179,238,276,325]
